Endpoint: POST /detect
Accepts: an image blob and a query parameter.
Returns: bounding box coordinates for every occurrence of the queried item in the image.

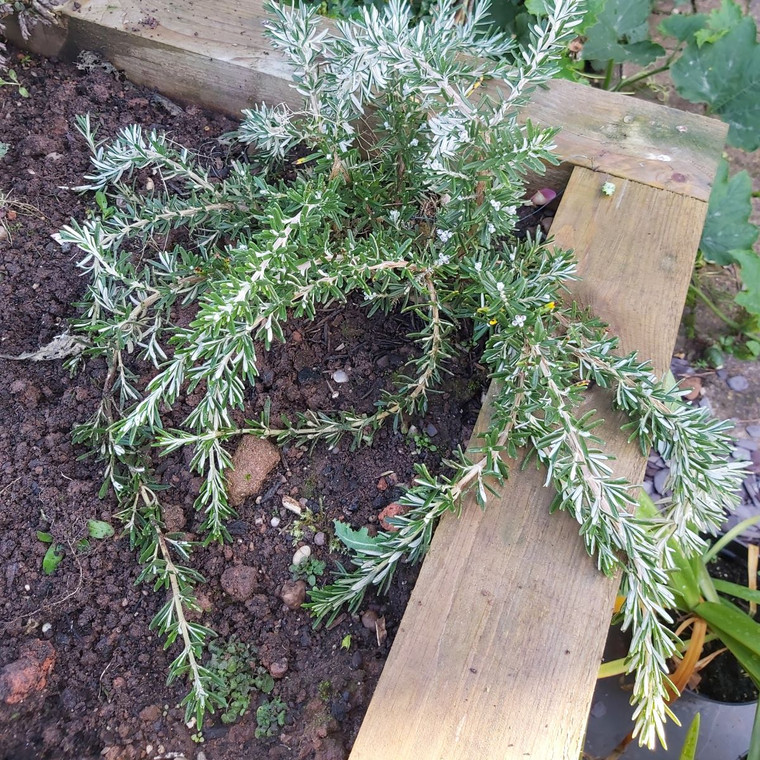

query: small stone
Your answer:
[678,376,701,401]
[41,623,52,635]
[425,423,438,437]
[220,565,258,602]
[280,579,307,610]
[332,370,349,384]
[350,651,363,669]
[361,610,379,630]
[746,425,760,439]
[197,753,207,760]
[282,496,302,515]
[292,545,312,566]
[314,531,326,546]
[226,436,280,507]
[642,480,654,496]
[139,704,161,722]
[270,516,281,528]
[732,448,751,461]
[0,640,56,705]
[376,476,388,491]
[727,375,749,392]
[378,502,408,532]
[737,439,758,451]
[590,700,607,719]
[162,503,186,532]
[269,660,288,679]
[653,468,670,495]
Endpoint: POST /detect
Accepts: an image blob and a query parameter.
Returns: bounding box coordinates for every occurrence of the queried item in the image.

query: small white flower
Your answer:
[490,199,502,211]
[436,253,451,266]
[505,205,517,216]
[511,314,526,328]
[389,209,400,224]
[409,138,419,148]
[496,282,505,293]
[487,223,496,234]
[437,229,453,243]
[473,261,482,272]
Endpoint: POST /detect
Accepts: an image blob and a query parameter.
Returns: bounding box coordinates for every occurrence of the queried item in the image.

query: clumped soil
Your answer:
[0,50,486,759]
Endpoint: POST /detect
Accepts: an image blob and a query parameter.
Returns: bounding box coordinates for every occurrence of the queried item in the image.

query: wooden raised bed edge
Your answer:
[9,2,728,758]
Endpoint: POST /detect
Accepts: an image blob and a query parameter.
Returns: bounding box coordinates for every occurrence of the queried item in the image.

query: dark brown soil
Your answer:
[0,49,486,760]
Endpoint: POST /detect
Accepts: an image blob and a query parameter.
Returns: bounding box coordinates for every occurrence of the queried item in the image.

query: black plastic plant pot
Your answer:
[583,623,757,760]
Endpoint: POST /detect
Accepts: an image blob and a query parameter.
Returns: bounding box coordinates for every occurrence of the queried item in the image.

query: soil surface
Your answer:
[0,49,488,760]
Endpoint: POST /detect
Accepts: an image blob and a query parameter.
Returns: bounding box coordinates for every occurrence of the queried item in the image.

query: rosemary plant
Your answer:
[55,0,744,747]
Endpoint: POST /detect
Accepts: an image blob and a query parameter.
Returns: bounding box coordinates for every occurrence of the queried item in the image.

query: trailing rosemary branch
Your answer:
[55,0,744,747]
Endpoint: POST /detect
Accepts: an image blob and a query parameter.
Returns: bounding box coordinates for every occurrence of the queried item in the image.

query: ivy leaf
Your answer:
[667,3,760,150]
[732,251,760,315]
[699,160,758,266]
[333,520,380,555]
[42,543,65,575]
[581,0,665,66]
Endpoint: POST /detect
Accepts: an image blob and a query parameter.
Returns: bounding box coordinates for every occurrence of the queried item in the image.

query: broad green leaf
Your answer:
[668,10,760,150]
[694,0,743,47]
[36,531,53,543]
[699,160,758,265]
[695,600,760,664]
[660,13,709,43]
[733,250,760,315]
[678,713,700,760]
[334,520,380,555]
[713,578,760,605]
[581,0,665,66]
[42,543,65,575]
[87,519,115,539]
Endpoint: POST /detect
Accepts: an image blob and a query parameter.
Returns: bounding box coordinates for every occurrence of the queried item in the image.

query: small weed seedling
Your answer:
[255,697,287,739]
[205,637,275,726]
[36,518,114,575]
[56,0,744,747]
[0,69,29,97]
[289,556,326,587]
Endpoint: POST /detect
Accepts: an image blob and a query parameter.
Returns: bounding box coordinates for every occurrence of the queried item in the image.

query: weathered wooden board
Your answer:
[9,0,726,200]
[348,167,708,759]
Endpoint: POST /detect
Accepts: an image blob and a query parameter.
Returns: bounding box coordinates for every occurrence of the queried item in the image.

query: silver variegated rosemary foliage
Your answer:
[55,0,743,747]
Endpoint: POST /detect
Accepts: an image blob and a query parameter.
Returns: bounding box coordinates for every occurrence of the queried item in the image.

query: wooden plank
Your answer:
[348,167,708,760]
[12,0,726,200]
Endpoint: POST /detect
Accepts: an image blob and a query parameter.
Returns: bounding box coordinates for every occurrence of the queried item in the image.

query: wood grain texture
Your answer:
[14,0,726,200]
[348,168,708,760]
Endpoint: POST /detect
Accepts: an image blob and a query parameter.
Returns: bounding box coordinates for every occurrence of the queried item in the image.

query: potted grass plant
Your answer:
[587,501,760,759]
